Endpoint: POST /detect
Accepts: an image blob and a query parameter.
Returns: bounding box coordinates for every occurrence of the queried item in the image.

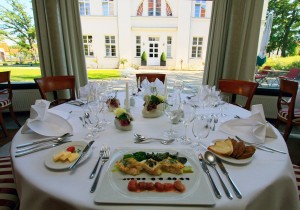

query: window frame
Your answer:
[83,35,94,56]
[191,37,203,58]
[194,0,206,18]
[79,0,91,16]
[102,0,114,16]
[148,0,161,16]
[105,35,116,57]
[136,36,141,57]
[167,36,172,57]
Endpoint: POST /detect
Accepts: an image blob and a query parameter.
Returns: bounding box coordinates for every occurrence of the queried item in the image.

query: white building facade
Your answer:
[79,0,212,70]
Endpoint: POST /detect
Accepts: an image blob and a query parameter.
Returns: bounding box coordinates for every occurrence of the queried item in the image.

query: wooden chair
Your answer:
[136,73,166,84]
[34,75,76,107]
[218,79,258,110]
[275,78,300,141]
[0,71,21,137]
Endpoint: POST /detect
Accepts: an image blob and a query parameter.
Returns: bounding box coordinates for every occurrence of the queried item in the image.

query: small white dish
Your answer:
[27,112,73,137]
[212,152,253,165]
[44,141,89,170]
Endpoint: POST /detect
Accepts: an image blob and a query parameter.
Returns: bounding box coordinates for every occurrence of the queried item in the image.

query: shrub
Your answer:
[160,52,166,62]
[2,63,8,66]
[141,51,147,61]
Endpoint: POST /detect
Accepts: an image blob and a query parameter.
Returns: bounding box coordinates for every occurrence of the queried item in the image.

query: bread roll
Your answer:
[208,140,233,156]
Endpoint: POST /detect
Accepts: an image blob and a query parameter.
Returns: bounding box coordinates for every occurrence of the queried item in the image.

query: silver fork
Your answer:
[89,146,105,179]
[90,146,110,193]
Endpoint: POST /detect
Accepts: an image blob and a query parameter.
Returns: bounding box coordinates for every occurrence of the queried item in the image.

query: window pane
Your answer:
[193,38,197,45]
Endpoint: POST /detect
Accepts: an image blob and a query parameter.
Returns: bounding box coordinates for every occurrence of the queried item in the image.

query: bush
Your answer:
[2,63,8,66]
[160,52,166,62]
[141,51,147,61]
[262,56,300,70]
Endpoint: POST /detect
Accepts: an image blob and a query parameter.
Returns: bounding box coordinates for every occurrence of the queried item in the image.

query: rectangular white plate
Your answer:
[94,148,215,206]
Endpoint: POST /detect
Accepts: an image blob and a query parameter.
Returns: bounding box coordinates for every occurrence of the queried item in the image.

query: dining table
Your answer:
[10,92,299,210]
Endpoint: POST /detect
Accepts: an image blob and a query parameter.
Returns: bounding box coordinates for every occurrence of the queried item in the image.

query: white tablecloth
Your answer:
[11,95,299,210]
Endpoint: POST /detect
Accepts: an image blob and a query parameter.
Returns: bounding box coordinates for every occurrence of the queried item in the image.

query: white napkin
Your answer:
[220,104,277,143]
[21,100,51,134]
[140,78,165,96]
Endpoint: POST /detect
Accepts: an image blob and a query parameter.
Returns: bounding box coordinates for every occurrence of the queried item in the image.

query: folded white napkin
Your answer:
[140,78,165,96]
[21,100,51,134]
[220,104,277,143]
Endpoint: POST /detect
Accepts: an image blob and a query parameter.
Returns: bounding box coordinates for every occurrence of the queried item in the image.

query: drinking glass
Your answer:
[163,99,181,138]
[180,102,195,145]
[219,94,230,117]
[192,115,210,150]
[82,101,100,140]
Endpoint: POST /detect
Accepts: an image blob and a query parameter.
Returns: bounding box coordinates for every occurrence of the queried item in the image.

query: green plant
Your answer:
[120,58,128,69]
[141,51,147,61]
[160,52,166,62]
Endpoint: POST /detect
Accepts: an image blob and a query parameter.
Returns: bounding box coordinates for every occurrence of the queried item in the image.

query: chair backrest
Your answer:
[0,71,12,101]
[34,75,76,106]
[136,73,166,85]
[285,68,300,80]
[218,79,258,110]
[277,78,298,120]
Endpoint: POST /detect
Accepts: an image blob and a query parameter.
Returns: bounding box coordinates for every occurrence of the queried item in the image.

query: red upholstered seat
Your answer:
[0,156,19,210]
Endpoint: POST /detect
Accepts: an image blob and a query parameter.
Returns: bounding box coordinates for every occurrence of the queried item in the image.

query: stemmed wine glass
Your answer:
[163,98,181,138]
[82,101,100,140]
[180,101,195,145]
[192,114,210,150]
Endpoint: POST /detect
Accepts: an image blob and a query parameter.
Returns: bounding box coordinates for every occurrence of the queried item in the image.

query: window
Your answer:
[191,37,203,58]
[136,36,141,57]
[194,0,206,18]
[137,2,143,16]
[166,2,172,16]
[148,0,161,16]
[79,0,90,16]
[167,36,172,57]
[83,35,94,56]
[102,0,114,16]
[105,36,116,56]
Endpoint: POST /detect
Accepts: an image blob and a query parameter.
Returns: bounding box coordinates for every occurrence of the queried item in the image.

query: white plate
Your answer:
[212,152,253,165]
[28,112,73,137]
[94,148,215,206]
[44,141,89,170]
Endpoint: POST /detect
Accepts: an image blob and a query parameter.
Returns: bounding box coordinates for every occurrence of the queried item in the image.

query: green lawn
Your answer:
[0,66,121,82]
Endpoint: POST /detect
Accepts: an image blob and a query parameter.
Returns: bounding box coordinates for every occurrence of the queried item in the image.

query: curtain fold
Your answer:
[203,0,264,86]
[32,0,88,89]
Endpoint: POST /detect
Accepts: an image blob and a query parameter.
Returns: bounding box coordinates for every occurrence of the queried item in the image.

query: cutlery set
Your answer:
[15,133,72,157]
[199,151,242,199]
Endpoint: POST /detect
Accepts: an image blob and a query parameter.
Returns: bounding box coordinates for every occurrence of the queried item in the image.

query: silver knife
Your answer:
[16,133,71,148]
[198,153,221,199]
[235,136,286,154]
[69,141,94,170]
[235,136,274,153]
[15,141,71,157]
[216,157,242,199]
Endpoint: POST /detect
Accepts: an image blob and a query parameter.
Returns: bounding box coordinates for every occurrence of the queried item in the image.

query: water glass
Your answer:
[180,102,195,145]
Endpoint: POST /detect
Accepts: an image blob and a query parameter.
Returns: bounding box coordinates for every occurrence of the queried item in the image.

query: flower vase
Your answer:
[114,119,132,131]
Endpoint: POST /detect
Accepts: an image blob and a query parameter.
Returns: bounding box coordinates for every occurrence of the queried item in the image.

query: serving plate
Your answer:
[27,112,73,137]
[44,141,89,170]
[94,148,215,206]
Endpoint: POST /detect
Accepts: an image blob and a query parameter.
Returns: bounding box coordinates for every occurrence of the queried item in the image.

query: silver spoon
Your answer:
[204,151,233,199]
[134,134,175,145]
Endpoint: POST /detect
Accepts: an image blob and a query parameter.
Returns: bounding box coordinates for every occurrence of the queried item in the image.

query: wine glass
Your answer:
[180,101,195,145]
[163,99,181,138]
[82,101,100,140]
[218,93,230,117]
[192,115,210,150]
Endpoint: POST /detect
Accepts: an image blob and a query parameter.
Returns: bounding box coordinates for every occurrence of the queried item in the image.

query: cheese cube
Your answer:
[67,153,79,163]
[53,151,65,162]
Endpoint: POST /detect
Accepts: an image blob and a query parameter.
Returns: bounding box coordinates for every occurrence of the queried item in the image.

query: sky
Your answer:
[1,0,33,45]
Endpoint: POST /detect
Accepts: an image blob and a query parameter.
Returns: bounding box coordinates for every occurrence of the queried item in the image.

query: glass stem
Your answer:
[185,124,188,140]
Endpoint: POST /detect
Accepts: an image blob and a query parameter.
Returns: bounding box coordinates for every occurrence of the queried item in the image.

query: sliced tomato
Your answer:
[66,146,75,153]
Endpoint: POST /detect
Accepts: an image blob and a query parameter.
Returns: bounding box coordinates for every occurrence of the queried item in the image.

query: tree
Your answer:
[267,0,300,57]
[0,0,37,61]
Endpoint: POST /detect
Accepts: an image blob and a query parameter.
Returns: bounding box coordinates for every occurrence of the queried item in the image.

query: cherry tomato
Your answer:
[66,146,75,153]
[128,180,138,192]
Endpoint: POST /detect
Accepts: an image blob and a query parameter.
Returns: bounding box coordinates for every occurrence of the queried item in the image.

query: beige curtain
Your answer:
[32,0,88,88]
[203,0,264,86]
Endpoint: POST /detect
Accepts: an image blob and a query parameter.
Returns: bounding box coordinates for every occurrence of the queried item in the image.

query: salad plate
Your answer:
[44,141,90,170]
[94,148,215,206]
